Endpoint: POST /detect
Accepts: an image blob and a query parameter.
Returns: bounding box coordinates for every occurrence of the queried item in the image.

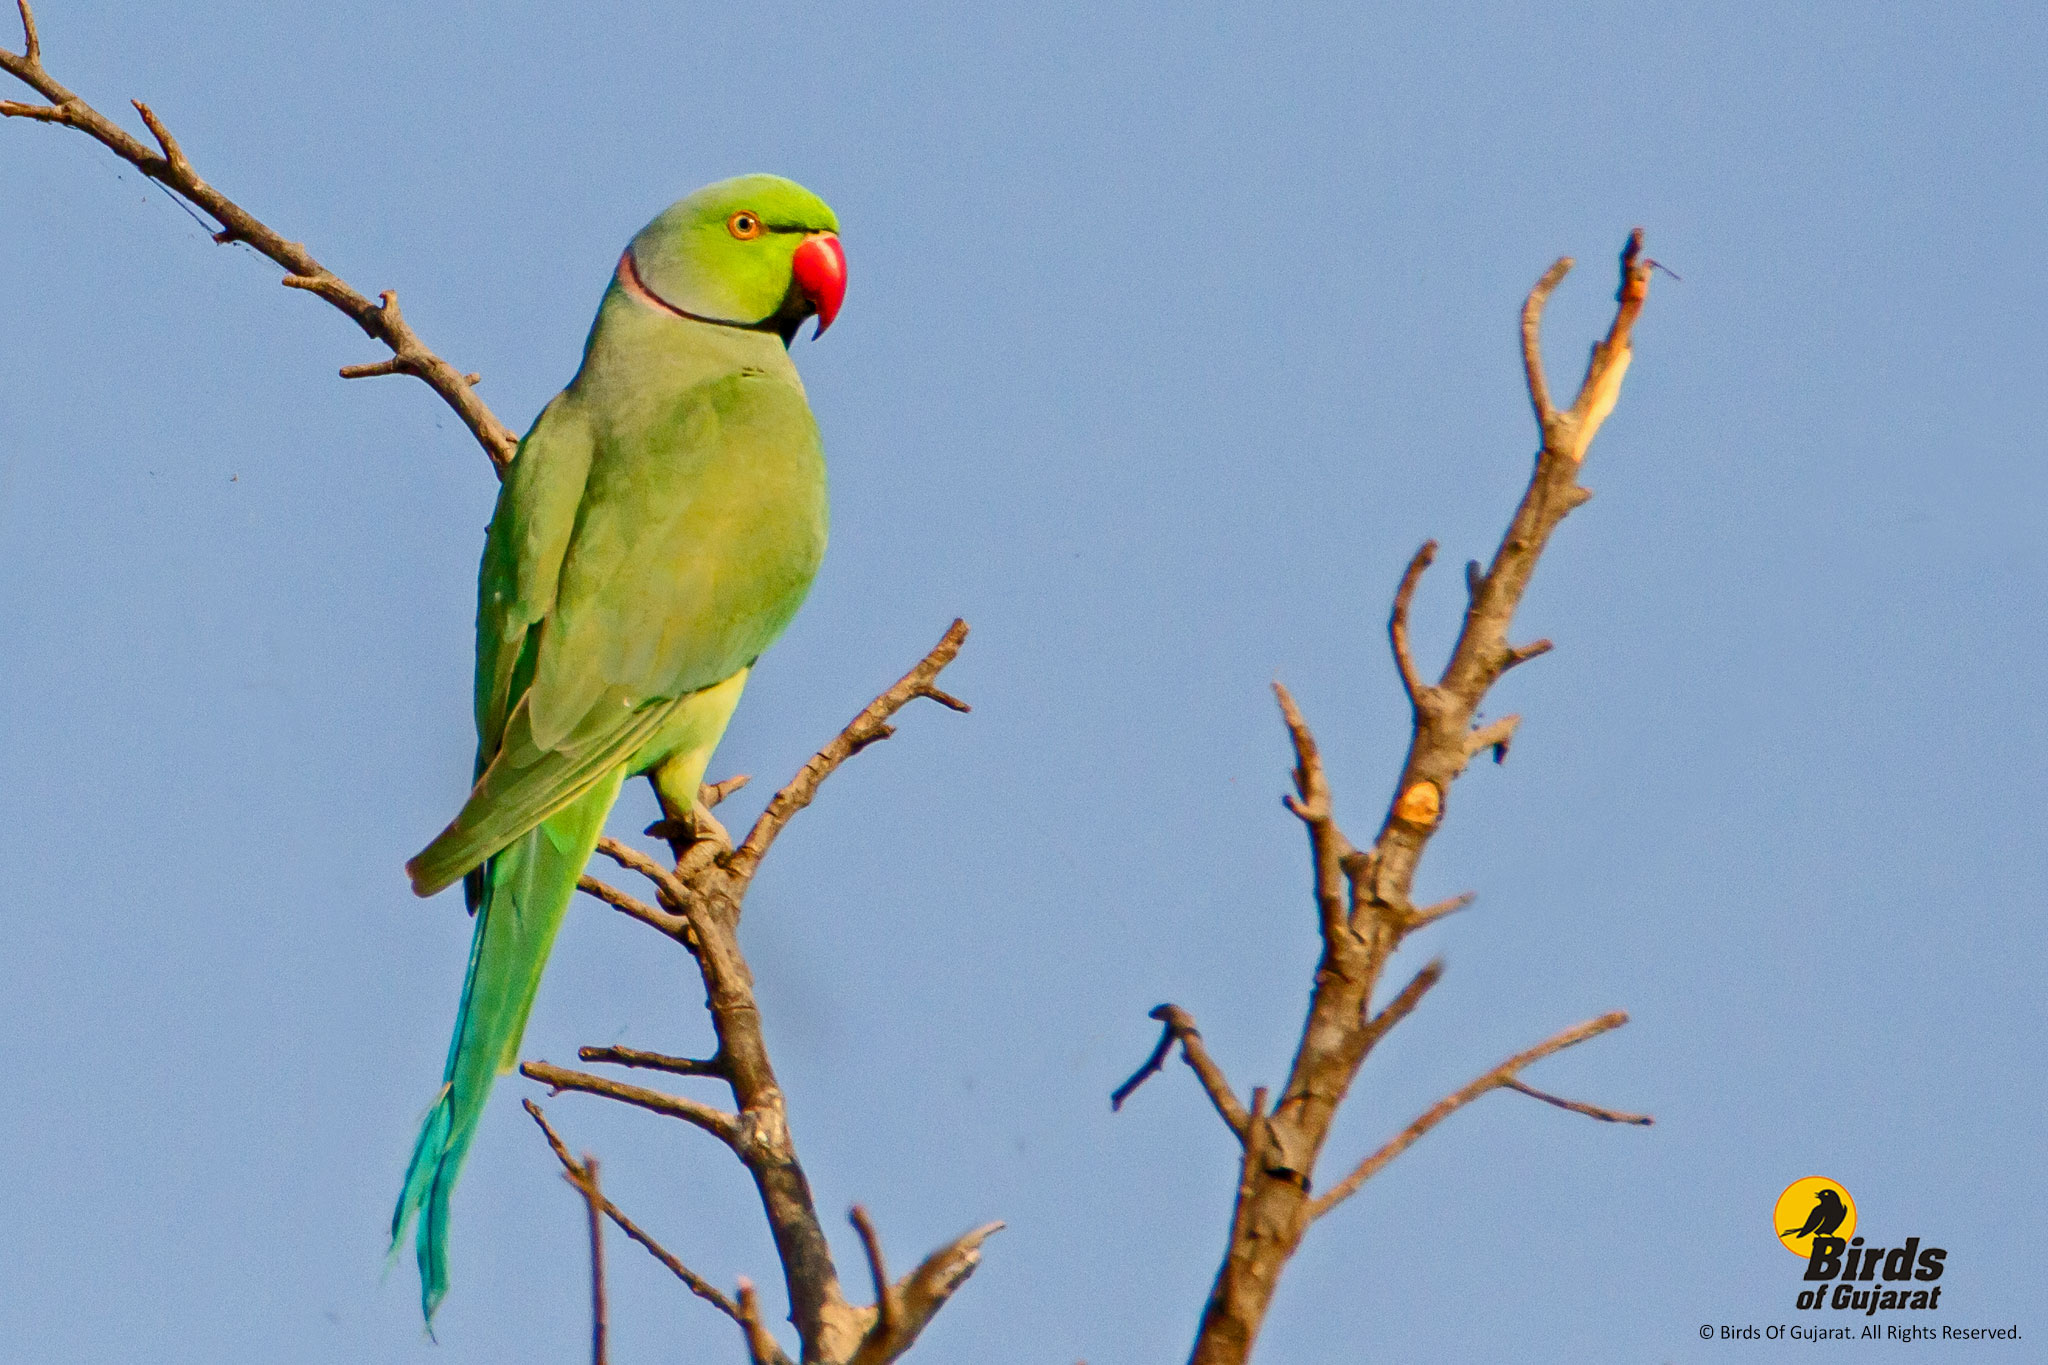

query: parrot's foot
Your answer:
[645,799,732,854]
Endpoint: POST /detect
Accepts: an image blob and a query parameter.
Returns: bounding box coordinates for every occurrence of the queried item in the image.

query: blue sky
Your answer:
[3,2,2043,1360]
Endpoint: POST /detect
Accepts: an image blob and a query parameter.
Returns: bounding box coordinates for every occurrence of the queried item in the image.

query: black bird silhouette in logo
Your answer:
[1783,1189,1849,1239]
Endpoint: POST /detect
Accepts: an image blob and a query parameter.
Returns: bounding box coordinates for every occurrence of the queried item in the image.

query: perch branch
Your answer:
[592,837,692,911]
[728,619,971,881]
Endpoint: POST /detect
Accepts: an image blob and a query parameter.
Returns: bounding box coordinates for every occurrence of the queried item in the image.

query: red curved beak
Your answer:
[791,232,846,337]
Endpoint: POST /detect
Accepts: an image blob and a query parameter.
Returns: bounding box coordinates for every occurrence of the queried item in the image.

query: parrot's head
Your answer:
[623,174,845,345]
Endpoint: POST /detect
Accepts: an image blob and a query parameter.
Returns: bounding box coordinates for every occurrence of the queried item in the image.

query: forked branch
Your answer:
[1309,1012,1635,1220]
[1148,237,1657,1365]
[531,622,984,1364]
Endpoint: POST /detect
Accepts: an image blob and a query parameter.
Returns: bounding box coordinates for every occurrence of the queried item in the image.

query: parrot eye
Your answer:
[727,211,764,241]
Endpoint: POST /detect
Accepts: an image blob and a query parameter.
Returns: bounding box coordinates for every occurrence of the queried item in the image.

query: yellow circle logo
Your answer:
[1775,1176,1857,1258]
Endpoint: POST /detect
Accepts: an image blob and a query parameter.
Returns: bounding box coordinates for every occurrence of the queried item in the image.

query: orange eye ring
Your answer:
[727,211,765,240]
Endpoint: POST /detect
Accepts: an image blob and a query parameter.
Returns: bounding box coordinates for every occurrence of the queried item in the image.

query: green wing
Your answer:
[408,371,827,896]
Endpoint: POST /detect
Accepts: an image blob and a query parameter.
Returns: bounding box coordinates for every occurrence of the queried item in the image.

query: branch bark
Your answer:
[1124,237,1660,1365]
[536,622,984,1364]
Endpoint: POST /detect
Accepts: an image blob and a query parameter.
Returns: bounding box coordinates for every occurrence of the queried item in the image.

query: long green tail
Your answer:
[390,770,624,1322]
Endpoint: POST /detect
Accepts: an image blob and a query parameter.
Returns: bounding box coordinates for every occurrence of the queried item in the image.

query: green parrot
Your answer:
[390,173,847,1322]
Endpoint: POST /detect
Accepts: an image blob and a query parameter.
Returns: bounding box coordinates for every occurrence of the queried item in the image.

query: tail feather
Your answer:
[390,769,625,1322]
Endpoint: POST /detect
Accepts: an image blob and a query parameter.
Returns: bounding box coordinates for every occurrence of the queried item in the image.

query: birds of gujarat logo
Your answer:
[1776,1176,1858,1257]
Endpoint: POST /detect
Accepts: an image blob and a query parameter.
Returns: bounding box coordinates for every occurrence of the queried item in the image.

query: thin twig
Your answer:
[1309,1012,1635,1220]
[1501,1077,1653,1126]
[523,1101,746,1328]
[1274,683,1351,947]
[847,1205,902,1363]
[578,1043,728,1079]
[1521,258,1573,429]
[521,1060,741,1148]
[0,4,519,469]
[1404,891,1476,930]
[1389,541,1439,708]
[576,874,689,940]
[1355,959,1444,1056]
[1110,1005,1251,1141]
[736,1278,791,1365]
[728,619,970,880]
[701,773,752,808]
[592,836,692,910]
[562,1153,609,1365]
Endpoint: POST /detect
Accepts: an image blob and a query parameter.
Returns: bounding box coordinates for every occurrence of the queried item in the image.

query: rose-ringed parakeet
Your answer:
[390,174,847,1321]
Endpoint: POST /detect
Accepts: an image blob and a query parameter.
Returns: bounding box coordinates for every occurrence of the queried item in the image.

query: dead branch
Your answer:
[521,1061,740,1149]
[1388,541,1439,713]
[1143,238,1657,1365]
[578,1043,728,1080]
[576,874,689,941]
[737,1278,795,1365]
[727,619,971,881]
[1274,683,1352,949]
[533,622,982,1363]
[561,1152,610,1365]
[1403,891,1475,931]
[1354,959,1444,1057]
[1501,1077,1654,1126]
[1309,1013,1632,1220]
[0,2,518,470]
[523,1101,749,1334]
[1111,1005,1250,1141]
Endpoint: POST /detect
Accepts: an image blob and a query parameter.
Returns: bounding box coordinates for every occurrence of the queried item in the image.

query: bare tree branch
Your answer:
[1388,541,1439,713]
[1170,239,1658,1365]
[592,837,692,910]
[1354,959,1444,1057]
[1403,892,1475,931]
[728,619,971,881]
[736,1278,794,1365]
[1520,257,1572,430]
[578,1043,728,1080]
[1501,1077,1653,1126]
[1274,683,1352,949]
[523,1101,751,1335]
[559,1152,610,1365]
[576,874,690,941]
[0,3,519,469]
[521,1061,741,1148]
[1111,1005,1250,1141]
[1309,1012,1631,1220]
